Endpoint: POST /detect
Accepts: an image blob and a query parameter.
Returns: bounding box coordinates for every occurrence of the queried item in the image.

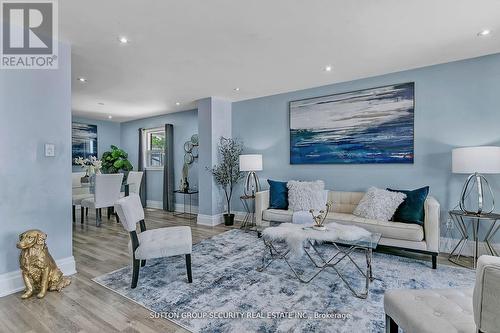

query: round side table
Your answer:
[448,210,500,269]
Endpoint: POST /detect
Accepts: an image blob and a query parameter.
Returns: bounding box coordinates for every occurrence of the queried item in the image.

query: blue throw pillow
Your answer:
[387,186,429,225]
[268,179,288,210]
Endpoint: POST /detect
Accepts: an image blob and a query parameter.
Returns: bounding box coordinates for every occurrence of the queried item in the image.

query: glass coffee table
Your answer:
[257,223,381,299]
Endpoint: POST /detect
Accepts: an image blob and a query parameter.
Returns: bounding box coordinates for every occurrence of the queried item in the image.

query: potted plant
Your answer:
[101,145,133,178]
[209,137,245,226]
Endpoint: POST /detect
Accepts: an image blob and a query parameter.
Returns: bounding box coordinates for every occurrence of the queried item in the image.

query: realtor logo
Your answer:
[1,0,58,69]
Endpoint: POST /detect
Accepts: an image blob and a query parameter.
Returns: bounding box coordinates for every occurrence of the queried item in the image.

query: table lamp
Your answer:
[452,146,500,215]
[239,154,263,196]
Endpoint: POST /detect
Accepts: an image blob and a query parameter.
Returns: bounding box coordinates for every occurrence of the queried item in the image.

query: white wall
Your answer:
[0,42,73,282]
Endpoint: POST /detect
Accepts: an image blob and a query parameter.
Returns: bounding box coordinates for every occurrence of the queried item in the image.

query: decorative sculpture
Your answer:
[179,133,199,192]
[17,230,71,299]
[180,163,190,192]
[309,202,332,231]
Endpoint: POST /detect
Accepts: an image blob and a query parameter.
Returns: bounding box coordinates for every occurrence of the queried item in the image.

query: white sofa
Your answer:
[255,190,440,268]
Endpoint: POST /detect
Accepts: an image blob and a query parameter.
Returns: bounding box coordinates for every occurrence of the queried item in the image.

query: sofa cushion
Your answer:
[353,187,406,221]
[129,226,192,260]
[327,212,424,242]
[329,191,364,214]
[387,186,429,226]
[263,209,293,223]
[268,179,288,210]
[384,288,475,333]
[287,180,325,211]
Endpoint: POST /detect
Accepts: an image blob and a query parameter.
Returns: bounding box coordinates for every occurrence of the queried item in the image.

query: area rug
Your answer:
[93,229,475,333]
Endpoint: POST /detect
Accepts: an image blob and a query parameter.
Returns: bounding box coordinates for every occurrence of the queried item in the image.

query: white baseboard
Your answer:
[233,211,246,222]
[0,256,76,298]
[174,203,199,214]
[197,214,223,226]
[146,200,163,209]
[146,200,199,214]
[197,211,247,226]
[440,236,499,256]
[146,201,246,226]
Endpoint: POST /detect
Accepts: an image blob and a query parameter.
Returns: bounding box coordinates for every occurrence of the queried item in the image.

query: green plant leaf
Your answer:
[101,145,133,173]
[123,160,133,171]
[113,160,124,169]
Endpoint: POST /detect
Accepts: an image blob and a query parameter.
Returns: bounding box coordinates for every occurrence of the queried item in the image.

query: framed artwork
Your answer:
[72,122,98,164]
[290,82,414,164]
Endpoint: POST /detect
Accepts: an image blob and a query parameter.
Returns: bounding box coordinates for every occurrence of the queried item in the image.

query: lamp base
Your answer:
[459,172,495,215]
[244,171,260,197]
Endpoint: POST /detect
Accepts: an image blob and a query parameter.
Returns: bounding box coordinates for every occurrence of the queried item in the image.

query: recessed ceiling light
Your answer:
[118,36,129,44]
[324,65,333,72]
[175,102,180,106]
[77,77,87,82]
[108,115,113,119]
[477,29,491,37]
[234,87,240,91]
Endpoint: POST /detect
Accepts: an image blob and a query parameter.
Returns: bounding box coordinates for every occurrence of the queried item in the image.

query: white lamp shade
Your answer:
[452,146,500,174]
[239,154,263,171]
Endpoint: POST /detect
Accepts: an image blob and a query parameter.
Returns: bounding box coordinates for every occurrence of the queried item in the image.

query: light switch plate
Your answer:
[45,143,55,157]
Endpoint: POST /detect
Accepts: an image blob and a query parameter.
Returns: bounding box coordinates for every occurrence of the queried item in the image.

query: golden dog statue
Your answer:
[17,230,71,299]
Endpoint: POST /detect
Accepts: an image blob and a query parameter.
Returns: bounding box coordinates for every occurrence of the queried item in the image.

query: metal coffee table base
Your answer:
[257,239,375,299]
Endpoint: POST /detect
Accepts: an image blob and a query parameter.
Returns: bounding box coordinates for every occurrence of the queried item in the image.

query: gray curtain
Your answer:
[163,124,174,211]
[138,128,147,207]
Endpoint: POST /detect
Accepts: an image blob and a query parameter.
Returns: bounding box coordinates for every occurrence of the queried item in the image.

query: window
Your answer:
[143,128,165,169]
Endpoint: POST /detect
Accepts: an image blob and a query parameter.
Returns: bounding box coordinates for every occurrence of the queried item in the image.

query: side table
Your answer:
[448,210,500,269]
[240,195,256,232]
[173,190,198,220]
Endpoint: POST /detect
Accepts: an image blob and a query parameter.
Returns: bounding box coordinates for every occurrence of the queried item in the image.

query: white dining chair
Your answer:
[81,173,124,226]
[121,171,144,196]
[72,172,92,222]
[72,172,86,188]
[114,194,193,288]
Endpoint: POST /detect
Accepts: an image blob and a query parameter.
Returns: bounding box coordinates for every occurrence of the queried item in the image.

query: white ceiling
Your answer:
[61,0,500,122]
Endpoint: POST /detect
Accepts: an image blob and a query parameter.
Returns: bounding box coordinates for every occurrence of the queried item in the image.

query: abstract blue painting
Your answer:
[72,123,98,164]
[290,82,414,164]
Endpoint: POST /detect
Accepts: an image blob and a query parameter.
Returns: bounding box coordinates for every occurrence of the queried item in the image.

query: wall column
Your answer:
[197,97,232,225]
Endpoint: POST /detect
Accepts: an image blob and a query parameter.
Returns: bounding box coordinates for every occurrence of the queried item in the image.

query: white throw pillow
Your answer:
[353,187,406,221]
[287,180,326,211]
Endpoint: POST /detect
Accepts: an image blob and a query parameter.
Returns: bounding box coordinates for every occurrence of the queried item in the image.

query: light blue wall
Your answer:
[120,110,198,205]
[0,43,72,274]
[232,53,500,241]
[71,116,121,172]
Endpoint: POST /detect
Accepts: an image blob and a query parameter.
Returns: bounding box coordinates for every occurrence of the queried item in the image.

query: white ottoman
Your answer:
[384,255,500,333]
[384,288,475,333]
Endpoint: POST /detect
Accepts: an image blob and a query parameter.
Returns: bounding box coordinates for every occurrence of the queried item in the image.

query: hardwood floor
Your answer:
[0,208,233,333]
[0,208,457,333]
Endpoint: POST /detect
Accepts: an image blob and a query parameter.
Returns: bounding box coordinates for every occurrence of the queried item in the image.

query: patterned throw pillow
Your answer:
[287,180,326,212]
[353,187,406,221]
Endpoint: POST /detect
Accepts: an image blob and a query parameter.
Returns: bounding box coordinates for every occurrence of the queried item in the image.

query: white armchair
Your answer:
[114,194,193,289]
[385,255,500,333]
